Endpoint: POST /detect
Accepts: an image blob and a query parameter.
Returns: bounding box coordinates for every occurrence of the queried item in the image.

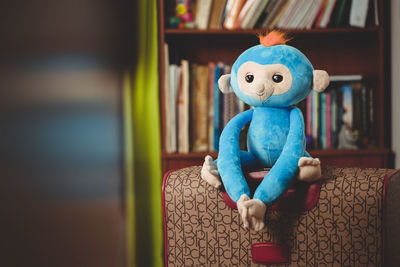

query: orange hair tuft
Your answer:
[258,30,292,47]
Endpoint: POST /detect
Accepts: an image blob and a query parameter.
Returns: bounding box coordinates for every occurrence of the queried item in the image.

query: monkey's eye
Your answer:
[245,74,254,83]
[272,74,283,83]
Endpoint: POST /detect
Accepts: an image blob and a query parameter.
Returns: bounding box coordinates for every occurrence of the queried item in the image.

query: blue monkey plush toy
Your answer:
[201,31,330,231]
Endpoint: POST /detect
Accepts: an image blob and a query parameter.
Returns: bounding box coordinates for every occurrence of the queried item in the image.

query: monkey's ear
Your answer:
[218,74,233,94]
[312,70,330,92]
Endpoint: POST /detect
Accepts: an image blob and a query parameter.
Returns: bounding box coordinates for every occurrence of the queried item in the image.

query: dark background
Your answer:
[0,0,137,266]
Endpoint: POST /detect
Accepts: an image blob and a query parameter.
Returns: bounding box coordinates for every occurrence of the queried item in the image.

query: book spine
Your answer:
[246,0,271,29]
[341,83,353,130]
[306,0,325,28]
[213,63,222,151]
[164,44,172,153]
[194,65,209,152]
[306,94,312,136]
[360,84,369,147]
[320,93,327,149]
[208,62,215,152]
[178,59,190,153]
[195,0,213,29]
[349,0,369,28]
[330,89,338,148]
[312,91,320,149]
[326,92,332,149]
[224,0,246,29]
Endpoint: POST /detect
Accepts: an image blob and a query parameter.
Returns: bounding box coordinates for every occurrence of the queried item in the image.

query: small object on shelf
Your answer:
[176,2,193,22]
[169,16,181,28]
[338,124,359,149]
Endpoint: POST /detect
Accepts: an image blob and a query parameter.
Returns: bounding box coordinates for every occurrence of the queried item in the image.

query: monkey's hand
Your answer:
[237,194,266,231]
[297,157,321,182]
[201,155,222,189]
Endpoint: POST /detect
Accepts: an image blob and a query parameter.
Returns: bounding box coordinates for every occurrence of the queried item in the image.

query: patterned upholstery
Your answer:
[163,166,392,266]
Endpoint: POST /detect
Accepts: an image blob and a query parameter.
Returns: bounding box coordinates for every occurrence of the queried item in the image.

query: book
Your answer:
[178,59,190,153]
[213,63,223,151]
[349,0,369,28]
[341,83,353,130]
[313,0,330,28]
[277,0,301,28]
[330,88,339,148]
[193,65,209,152]
[244,0,271,29]
[223,0,247,29]
[189,63,198,151]
[222,0,235,25]
[254,0,278,29]
[306,0,325,29]
[306,94,312,137]
[326,92,332,148]
[208,62,215,152]
[330,74,363,82]
[360,84,369,147]
[373,0,379,26]
[164,43,172,153]
[368,87,375,146]
[320,92,327,149]
[312,91,320,149]
[267,0,292,29]
[333,0,349,27]
[287,0,315,29]
[221,65,233,128]
[195,0,213,29]
[318,0,337,28]
[169,64,180,153]
[351,81,362,137]
[297,0,319,29]
[235,0,257,29]
[209,0,228,29]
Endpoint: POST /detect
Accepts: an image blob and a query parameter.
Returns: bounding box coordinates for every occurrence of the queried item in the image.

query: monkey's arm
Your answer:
[217,109,254,202]
[253,107,305,205]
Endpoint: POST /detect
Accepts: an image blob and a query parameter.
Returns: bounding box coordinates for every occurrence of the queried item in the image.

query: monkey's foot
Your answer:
[297,157,321,182]
[201,155,222,189]
[237,194,266,231]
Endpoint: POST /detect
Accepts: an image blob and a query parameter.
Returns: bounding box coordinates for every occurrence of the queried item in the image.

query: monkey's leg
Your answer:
[297,153,321,182]
[201,151,259,189]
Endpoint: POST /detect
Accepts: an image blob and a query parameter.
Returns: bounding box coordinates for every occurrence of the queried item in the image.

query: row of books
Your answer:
[303,76,375,150]
[168,0,379,30]
[164,44,245,153]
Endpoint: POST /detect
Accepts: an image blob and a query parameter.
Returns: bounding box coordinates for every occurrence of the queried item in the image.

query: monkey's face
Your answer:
[237,62,293,102]
[218,44,329,108]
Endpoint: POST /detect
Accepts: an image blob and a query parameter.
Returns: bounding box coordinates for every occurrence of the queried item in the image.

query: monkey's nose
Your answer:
[259,82,273,94]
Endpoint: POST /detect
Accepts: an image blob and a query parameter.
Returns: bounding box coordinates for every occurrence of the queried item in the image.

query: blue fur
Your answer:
[217,44,314,205]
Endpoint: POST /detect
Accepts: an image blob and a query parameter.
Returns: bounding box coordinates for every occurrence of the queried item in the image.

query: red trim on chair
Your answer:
[162,169,175,267]
[382,169,400,267]
[220,171,323,211]
[252,242,291,265]
[221,189,238,209]
[247,170,269,182]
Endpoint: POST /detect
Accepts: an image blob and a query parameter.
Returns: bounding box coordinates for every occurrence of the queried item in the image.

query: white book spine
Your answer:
[349,0,369,28]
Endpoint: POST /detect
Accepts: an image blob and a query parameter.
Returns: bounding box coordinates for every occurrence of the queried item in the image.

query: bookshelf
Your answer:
[158,0,392,174]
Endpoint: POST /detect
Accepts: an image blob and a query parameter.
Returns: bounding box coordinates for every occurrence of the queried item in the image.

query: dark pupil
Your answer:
[273,74,283,83]
[245,74,254,83]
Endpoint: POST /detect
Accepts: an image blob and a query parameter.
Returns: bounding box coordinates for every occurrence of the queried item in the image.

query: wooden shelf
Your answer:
[159,0,392,172]
[165,27,380,36]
